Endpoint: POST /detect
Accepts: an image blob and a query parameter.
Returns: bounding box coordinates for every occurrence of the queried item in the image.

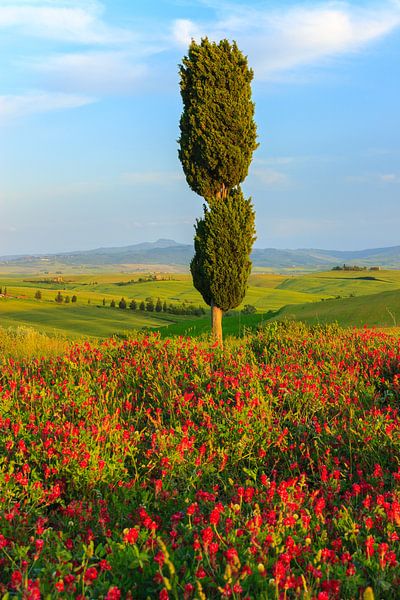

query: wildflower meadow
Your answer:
[0,322,399,599]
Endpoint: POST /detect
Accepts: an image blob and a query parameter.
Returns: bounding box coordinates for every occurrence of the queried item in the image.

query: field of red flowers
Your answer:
[0,321,399,599]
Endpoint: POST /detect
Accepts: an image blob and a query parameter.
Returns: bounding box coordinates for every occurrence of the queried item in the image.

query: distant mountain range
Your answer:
[1,239,400,270]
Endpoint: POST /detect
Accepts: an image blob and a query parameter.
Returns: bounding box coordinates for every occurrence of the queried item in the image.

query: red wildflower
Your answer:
[123,528,139,544]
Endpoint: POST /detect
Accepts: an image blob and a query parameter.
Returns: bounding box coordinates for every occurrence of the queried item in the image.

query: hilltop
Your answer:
[1,240,400,271]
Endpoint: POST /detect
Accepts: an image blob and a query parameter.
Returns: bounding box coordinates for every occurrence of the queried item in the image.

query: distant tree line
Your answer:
[332,265,381,272]
[115,274,176,286]
[112,296,206,316]
[54,292,77,304]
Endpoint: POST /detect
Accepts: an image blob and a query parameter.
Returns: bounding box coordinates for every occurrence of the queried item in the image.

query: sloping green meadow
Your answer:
[0,270,400,339]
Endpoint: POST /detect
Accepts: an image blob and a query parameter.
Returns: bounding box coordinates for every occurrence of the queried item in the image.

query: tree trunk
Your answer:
[211,302,223,346]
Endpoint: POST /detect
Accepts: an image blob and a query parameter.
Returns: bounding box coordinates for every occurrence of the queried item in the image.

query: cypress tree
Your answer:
[179,38,257,202]
[179,38,258,342]
[191,188,255,331]
[155,297,163,313]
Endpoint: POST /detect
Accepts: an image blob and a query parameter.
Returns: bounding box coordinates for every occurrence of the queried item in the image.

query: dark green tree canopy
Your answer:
[191,187,256,312]
[179,38,258,202]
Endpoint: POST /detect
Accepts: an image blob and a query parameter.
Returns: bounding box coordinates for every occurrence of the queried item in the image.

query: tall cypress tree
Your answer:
[179,38,258,342]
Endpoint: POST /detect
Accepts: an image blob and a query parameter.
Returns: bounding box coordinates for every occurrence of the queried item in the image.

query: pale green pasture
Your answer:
[278,270,400,296]
[0,298,186,339]
[275,289,400,328]
[2,270,400,339]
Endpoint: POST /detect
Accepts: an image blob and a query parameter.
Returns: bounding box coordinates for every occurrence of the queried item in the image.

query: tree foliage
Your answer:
[178,38,258,202]
[191,188,256,312]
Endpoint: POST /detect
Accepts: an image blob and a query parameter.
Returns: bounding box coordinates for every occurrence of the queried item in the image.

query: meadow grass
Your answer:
[0,298,186,339]
[275,288,400,328]
[0,325,70,359]
[1,269,400,339]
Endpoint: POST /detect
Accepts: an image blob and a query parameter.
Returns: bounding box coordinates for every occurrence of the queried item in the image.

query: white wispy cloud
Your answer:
[0,92,95,123]
[171,1,400,79]
[346,172,400,183]
[250,168,289,187]
[0,0,132,44]
[4,0,400,121]
[380,173,399,182]
[121,171,184,185]
[31,51,148,94]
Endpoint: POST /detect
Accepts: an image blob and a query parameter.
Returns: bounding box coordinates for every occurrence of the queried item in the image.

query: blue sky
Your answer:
[0,0,399,254]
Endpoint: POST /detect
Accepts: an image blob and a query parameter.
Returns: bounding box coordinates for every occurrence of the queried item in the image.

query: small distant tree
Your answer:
[64,295,70,304]
[4,287,7,296]
[241,304,257,314]
[34,290,42,300]
[146,297,155,312]
[130,299,137,311]
[0,287,2,294]
[110,299,116,308]
[155,297,163,313]
[102,298,106,306]
[55,291,63,304]
[71,295,77,303]
[119,297,127,309]
[162,300,167,312]
[139,300,145,311]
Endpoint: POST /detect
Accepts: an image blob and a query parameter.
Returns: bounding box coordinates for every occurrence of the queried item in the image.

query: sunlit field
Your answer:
[1,270,400,339]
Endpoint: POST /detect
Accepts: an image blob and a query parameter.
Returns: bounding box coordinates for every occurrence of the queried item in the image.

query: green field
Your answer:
[1,269,400,339]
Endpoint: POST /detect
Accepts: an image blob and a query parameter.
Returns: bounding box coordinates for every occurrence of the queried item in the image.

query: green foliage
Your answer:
[155,297,162,312]
[34,290,42,300]
[242,304,257,314]
[178,38,257,202]
[191,188,256,312]
[119,297,127,309]
[55,291,63,304]
[71,294,77,303]
[146,297,155,312]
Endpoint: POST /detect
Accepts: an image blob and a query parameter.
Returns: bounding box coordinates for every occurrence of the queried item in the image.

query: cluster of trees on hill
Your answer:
[111,297,206,316]
[54,292,77,304]
[332,265,381,271]
[115,274,175,286]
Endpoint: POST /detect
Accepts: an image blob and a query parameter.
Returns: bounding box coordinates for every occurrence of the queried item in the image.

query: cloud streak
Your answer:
[3,1,400,120]
[121,171,184,186]
[171,1,400,79]
[0,0,132,44]
[0,92,95,123]
[31,52,148,94]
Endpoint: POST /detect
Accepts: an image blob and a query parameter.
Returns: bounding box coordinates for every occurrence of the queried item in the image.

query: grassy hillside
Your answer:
[1,269,400,338]
[0,298,188,339]
[278,270,400,296]
[275,288,400,328]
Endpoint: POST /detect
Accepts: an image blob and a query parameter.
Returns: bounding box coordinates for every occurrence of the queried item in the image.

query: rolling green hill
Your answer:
[275,288,400,328]
[1,269,400,339]
[2,239,400,271]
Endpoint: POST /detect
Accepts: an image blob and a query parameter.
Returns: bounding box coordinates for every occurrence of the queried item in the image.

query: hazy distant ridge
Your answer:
[1,239,400,269]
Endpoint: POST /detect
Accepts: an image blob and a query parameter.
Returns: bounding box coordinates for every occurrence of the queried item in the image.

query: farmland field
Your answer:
[1,269,400,339]
[0,322,399,598]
